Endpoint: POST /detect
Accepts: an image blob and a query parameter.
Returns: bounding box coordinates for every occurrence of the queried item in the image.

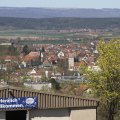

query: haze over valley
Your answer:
[0,7,120,18]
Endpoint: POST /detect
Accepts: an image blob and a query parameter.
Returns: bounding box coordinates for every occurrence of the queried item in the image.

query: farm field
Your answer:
[0,30,76,38]
[0,29,120,45]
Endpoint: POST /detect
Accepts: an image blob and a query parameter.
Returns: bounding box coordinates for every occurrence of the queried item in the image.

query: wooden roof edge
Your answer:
[0,85,9,90]
[0,105,98,111]
[0,85,99,102]
[38,105,98,110]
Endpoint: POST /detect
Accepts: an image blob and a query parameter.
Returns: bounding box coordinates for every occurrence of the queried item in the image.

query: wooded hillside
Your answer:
[0,17,120,30]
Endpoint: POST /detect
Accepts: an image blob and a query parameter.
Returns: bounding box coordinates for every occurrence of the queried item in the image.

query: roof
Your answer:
[0,86,99,110]
[22,51,40,62]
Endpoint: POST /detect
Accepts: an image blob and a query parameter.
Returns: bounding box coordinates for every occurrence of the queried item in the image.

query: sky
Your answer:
[0,0,120,9]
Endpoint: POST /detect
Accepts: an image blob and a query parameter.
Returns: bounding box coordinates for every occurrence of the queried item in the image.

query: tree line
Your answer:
[1,17,120,30]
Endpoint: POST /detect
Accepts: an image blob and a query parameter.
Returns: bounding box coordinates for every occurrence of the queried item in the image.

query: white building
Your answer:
[68,57,74,71]
[58,51,65,58]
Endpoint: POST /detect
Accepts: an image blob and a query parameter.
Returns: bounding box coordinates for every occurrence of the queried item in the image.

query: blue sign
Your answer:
[0,97,37,109]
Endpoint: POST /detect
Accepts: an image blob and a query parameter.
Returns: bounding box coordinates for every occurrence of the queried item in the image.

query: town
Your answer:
[0,30,99,94]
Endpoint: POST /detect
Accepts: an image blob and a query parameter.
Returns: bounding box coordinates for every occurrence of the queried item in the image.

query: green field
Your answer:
[0,30,75,38]
[18,40,70,45]
[0,29,119,46]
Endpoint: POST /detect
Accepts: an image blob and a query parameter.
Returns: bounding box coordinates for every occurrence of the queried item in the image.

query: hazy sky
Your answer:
[0,0,120,9]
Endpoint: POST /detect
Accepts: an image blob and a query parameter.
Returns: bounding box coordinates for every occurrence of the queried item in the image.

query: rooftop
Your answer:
[0,86,99,110]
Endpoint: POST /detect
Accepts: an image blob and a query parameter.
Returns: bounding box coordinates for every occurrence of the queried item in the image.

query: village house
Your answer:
[21,51,41,67]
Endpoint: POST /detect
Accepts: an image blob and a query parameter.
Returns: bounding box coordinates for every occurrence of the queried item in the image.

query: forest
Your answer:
[0,17,120,30]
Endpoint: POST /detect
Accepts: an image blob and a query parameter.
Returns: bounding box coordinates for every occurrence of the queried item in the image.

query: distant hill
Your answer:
[0,7,120,18]
[0,17,120,30]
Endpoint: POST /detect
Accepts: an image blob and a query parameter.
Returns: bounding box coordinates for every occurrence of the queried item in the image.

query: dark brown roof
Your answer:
[0,86,99,110]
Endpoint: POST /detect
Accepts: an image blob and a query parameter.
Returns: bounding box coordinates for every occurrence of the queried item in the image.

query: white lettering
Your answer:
[0,98,18,103]
[0,104,24,108]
